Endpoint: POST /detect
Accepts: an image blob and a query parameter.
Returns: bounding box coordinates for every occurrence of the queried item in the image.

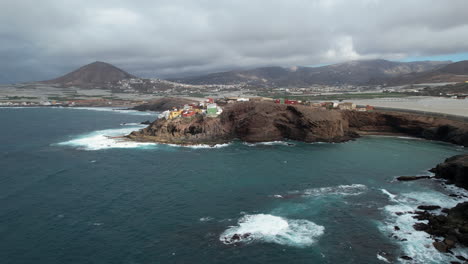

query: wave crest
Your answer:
[302,184,367,197]
[219,214,324,247]
[56,126,155,150]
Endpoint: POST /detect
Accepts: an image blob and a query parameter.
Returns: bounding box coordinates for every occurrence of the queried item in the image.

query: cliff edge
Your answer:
[128,101,468,147]
[127,102,357,145]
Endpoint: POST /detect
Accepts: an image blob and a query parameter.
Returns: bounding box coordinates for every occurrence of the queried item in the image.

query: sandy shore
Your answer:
[348,96,468,117]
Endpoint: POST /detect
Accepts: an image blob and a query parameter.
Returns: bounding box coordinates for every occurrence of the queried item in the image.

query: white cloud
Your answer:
[0,0,467,82]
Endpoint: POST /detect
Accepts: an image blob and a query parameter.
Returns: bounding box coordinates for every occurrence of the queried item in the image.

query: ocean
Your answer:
[0,107,467,264]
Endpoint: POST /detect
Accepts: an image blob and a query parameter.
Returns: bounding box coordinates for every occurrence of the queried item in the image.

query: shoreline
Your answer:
[124,103,468,259]
[5,104,468,259]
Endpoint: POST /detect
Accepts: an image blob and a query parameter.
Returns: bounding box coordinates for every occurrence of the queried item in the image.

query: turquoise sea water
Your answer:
[0,107,467,264]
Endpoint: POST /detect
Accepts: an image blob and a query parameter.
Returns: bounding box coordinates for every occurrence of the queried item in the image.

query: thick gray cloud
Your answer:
[0,0,467,83]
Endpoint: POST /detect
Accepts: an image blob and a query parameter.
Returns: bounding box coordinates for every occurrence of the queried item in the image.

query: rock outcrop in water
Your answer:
[431,155,468,189]
[413,202,468,253]
[408,155,468,255]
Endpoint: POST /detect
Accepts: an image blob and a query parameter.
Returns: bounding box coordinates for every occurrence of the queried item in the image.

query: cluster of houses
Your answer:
[158,98,223,120]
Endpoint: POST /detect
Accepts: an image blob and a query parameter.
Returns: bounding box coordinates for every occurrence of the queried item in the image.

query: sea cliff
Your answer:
[127,101,468,147]
[127,102,358,145]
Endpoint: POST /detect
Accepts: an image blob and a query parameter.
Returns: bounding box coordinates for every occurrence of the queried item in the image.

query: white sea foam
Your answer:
[379,187,468,263]
[57,126,156,150]
[376,253,390,263]
[220,214,324,247]
[57,126,233,150]
[199,217,213,222]
[380,189,397,202]
[301,184,367,197]
[244,141,293,147]
[396,136,421,140]
[166,143,231,149]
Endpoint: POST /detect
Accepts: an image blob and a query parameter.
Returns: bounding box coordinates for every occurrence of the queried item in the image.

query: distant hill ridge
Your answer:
[41,59,468,88]
[386,60,468,85]
[43,61,135,87]
[172,59,451,86]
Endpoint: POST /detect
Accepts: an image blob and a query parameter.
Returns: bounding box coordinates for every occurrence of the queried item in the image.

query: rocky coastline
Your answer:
[127,101,468,147]
[127,100,468,257]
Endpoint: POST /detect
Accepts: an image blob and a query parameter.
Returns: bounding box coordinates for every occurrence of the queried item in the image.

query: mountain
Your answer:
[386,60,468,85]
[439,60,468,75]
[43,61,135,87]
[173,59,451,87]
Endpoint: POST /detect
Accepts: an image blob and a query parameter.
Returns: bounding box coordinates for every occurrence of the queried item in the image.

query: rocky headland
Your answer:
[127,101,468,147]
[127,102,358,145]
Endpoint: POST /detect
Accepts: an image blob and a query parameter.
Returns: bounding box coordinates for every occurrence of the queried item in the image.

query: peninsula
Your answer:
[127,100,468,147]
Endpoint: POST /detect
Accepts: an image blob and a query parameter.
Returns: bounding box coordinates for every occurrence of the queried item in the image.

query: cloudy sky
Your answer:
[1,0,467,83]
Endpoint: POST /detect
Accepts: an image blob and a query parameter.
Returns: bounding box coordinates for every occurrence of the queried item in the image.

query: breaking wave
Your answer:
[56,126,232,151]
[219,214,324,247]
[376,253,390,263]
[379,187,468,263]
[302,184,367,197]
[244,141,294,147]
[56,126,156,150]
[166,143,231,149]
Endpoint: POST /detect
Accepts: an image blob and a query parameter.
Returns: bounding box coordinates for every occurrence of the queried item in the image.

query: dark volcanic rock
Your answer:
[414,202,468,250]
[400,255,413,260]
[343,111,468,147]
[431,155,468,189]
[433,241,449,253]
[417,205,442,211]
[129,101,468,146]
[128,102,358,145]
[397,176,432,181]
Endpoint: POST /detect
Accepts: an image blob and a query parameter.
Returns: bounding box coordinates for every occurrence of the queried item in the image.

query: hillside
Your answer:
[43,61,135,87]
[387,60,468,85]
[172,59,450,86]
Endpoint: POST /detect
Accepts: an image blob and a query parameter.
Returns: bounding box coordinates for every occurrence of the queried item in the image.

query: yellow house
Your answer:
[168,109,183,119]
